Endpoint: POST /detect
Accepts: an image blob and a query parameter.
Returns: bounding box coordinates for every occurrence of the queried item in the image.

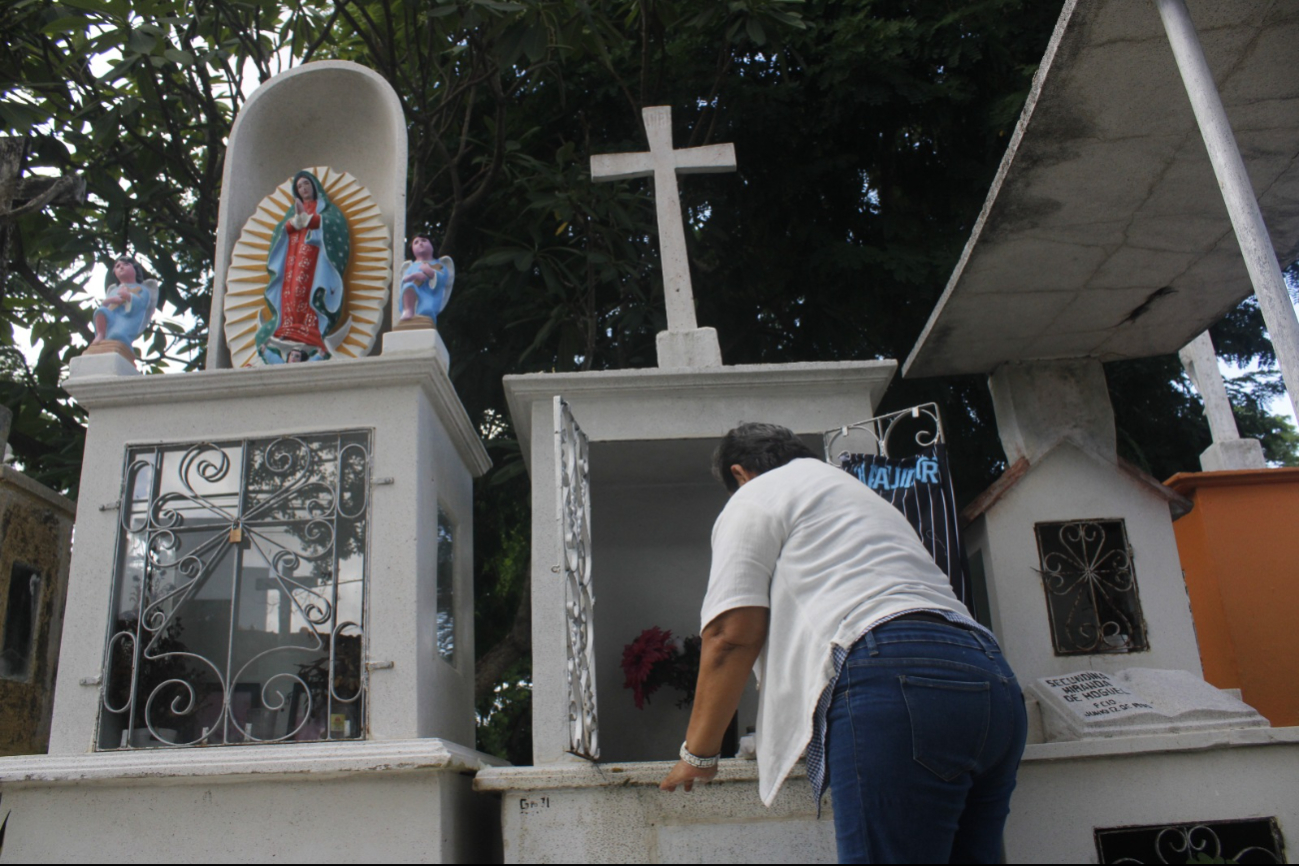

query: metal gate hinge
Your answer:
[365,661,395,671]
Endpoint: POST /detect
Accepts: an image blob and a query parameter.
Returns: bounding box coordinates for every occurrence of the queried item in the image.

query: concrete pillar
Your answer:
[1155,0,1299,419]
[988,359,1117,466]
[1178,331,1267,471]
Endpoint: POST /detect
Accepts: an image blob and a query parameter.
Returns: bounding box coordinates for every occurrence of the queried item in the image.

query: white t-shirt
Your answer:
[700,457,974,806]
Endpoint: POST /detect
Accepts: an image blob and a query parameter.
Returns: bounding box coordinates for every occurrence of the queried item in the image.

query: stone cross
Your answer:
[0,136,86,299]
[591,107,735,365]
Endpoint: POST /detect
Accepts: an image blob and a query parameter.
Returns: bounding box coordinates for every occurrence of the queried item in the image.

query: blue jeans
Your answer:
[826,621,1027,864]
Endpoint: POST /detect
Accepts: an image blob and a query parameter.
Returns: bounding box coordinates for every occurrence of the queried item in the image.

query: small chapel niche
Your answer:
[1,562,41,682]
[586,437,793,763]
[1034,519,1148,656]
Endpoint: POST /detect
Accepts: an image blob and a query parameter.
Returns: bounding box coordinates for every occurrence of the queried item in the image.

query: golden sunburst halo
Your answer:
[223,166,391,368]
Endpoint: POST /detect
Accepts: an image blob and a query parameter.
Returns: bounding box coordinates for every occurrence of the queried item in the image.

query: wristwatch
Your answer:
[679,741,720,769]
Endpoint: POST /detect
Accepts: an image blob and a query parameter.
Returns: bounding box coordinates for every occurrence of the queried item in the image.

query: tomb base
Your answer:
[0,738,505,862]
[476,729,1299,864]
[475,760,836,864]
[1009,727,1299,863]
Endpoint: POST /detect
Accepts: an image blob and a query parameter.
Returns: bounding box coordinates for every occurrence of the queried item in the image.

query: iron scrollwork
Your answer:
[823,403,945,462]
[555,397,598,760]
[1035,520,1148,655]
[99,431,371,750]
[1096,818,1285,864]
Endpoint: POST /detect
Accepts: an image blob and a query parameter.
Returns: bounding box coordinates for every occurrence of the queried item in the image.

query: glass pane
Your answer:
[436,507,455,663]
[98,432,370,750]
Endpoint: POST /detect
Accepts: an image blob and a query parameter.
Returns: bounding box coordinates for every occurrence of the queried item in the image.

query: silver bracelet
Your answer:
[679,740,720,769]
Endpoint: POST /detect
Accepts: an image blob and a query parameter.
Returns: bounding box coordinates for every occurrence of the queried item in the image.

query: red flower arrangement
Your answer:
[621,626,701,710]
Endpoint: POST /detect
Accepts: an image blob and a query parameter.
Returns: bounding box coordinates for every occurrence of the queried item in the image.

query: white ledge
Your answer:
[64,354,491,477]
[475,727,1299,792]
[0,738,507,787]
[504,360,897,471]
[1021,724,1299,762]
[474,757,780,792]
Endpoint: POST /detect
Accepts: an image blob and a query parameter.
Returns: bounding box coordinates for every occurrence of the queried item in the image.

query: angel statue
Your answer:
[254,170,351,364]
[396,235,454,330]
[86,256,158,363]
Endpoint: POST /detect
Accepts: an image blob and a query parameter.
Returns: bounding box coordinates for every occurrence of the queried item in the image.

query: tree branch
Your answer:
[0,176,79,222]
[10,260,94,335]
[474,578,531,705]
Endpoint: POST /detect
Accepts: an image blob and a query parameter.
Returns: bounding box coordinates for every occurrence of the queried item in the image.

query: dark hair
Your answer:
[711,422,818,493]
[410,235,434,255]
[107,256,145,287]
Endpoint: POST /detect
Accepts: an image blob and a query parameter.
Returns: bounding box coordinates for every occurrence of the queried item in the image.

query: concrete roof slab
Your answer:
[1087,247,1196,291]
[905,0,1299,378]
[1122,211,1227,254]
[961,237,1111,294]
[1020,332,1110,360]
[943,291,1077,340]
[1001,137,1182,231]
[1086,0,1265,45]
[1068,33,1247,142]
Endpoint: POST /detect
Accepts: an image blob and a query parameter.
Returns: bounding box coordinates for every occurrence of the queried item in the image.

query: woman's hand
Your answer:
[659,759,717,792]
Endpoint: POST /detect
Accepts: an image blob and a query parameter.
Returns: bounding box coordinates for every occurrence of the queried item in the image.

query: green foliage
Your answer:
[475,659,532,764]
[1227,370,1299,467]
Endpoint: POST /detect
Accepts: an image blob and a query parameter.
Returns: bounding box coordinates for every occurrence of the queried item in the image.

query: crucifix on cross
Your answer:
[591,106,735,368]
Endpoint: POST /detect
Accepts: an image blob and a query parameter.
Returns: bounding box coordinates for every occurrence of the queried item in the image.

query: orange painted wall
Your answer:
[1166,468,1299,727]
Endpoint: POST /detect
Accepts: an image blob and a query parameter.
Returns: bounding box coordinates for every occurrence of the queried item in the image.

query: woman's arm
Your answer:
[660,605,769,792]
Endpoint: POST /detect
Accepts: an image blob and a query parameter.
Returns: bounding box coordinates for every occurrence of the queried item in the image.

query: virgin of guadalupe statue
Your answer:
[86,256,158,362]
[254,170,350,364]
[396,235,454,330]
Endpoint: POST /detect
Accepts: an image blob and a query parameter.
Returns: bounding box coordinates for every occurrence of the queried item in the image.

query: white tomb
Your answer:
[0,62,504,863]
[480,363,894,862]
[476,104,902,862]
[905,1,1299,861]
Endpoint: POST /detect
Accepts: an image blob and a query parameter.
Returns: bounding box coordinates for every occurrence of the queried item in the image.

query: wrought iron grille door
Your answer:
[555,397,598,760]
[99,432,370,749]
[1035,519,1148,655]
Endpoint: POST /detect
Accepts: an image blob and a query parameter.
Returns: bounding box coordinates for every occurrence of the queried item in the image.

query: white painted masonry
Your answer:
[0,739,506,862]
[51,351,489,753]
